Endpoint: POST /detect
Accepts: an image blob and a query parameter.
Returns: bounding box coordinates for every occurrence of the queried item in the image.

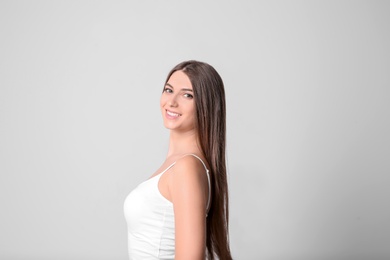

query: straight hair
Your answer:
[164,60,232,260]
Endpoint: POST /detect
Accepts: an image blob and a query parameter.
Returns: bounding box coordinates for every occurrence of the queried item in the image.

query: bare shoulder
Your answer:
[168,155,209,198]
[172,154,208,179]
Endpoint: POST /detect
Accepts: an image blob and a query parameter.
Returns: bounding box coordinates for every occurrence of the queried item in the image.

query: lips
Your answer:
[166,110,181,118]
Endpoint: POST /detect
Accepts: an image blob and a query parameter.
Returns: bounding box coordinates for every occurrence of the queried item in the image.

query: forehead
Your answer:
[167,70,192,89]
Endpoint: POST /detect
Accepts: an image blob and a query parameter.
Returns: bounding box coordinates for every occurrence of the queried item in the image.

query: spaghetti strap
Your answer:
[182,154,211,214]
[147,161,176,182]
[160,161,177,175]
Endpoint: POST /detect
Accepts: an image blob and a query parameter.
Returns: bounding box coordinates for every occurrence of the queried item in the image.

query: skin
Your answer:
[152,70,210,259]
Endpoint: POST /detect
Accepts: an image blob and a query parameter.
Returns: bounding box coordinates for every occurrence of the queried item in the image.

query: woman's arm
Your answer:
[169,156,209,260]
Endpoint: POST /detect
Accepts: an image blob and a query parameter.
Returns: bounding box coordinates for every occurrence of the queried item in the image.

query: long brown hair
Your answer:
[165,60,232,260]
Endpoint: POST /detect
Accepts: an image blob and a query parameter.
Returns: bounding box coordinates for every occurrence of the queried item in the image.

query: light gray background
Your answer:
[0,1,389,260]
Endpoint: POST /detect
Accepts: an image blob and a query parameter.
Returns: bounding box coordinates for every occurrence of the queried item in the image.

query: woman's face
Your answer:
[160,70,196,133]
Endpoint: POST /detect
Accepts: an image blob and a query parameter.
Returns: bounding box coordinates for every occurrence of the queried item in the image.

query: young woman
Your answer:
[124,60,232,260]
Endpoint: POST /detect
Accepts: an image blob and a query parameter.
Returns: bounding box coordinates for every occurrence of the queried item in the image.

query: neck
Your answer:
[167,129,200,158]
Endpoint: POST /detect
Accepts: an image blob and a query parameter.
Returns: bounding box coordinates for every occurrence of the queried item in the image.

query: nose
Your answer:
[168,94,178,107]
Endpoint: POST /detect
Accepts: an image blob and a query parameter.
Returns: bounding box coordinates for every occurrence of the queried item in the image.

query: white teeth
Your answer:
[167,110,180,117]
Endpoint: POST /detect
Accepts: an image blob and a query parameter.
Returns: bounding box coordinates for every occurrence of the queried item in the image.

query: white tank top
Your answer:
[123,154,211,259]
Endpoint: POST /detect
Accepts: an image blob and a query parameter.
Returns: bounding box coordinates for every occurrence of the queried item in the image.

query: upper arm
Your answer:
[169,156,209,259]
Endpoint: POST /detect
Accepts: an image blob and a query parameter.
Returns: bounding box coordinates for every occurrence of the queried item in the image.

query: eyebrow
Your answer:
[165,83,193,92]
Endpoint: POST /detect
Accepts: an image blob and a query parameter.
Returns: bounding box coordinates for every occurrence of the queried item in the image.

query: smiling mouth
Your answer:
[166,110,181,118]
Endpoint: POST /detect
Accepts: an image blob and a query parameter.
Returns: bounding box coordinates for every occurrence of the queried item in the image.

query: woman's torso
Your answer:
[124,154,210,260]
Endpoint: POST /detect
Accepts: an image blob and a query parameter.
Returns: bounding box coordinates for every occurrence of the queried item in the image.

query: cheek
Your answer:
[160,96,166,107]
[187,103,196,118]
[190,101,196,113]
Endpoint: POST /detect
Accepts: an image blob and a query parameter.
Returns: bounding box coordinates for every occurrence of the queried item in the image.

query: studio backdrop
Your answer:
[0,1,389,259]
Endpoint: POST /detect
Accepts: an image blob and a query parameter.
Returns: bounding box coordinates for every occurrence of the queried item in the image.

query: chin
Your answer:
[163,121,178,130]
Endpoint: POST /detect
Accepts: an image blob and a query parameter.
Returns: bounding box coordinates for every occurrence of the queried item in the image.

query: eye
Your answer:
[183,93,193,99]
[163,87,173,93]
